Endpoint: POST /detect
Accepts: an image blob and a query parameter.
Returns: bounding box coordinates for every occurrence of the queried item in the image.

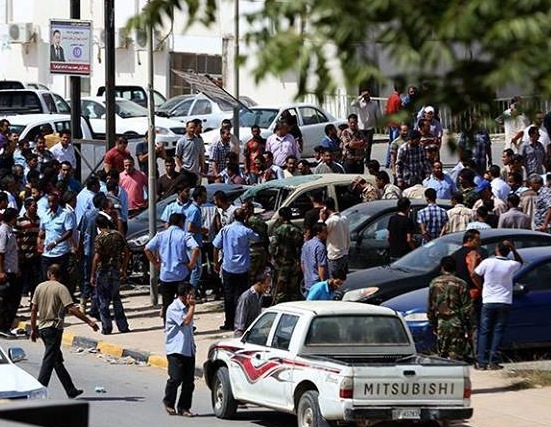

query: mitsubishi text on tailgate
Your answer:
[203,301,473,426]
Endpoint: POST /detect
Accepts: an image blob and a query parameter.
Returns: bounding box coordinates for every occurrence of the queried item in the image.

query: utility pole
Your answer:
[70,0,82,180]
[104,0,116,149]
[232,0,239,139]
[146,1,158,305]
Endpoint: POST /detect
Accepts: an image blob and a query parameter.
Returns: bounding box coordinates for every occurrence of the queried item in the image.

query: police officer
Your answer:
[269,207,304,304]
[243,199,269,285]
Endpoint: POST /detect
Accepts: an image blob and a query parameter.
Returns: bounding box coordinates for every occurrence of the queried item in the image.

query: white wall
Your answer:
[0,0,336,105]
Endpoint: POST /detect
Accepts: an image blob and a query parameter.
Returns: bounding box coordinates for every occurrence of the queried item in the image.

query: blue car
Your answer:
[382,246,551,353]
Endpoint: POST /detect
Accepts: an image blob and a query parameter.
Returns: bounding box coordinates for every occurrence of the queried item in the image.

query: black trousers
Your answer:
[222,270,249,329]
[159,280,183,324]
[164,353,195,411]
[0,273,21,332]
[41,254,70,288]
[38,327,78,396]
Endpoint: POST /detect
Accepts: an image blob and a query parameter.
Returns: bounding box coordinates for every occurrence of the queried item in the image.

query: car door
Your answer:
[170,98,194,121]
[352,211,394,269]
[297,106,329,154]
[230,312,278,403]
[261,313,300,408]
[506,260,551,346]
[81,100,106,135]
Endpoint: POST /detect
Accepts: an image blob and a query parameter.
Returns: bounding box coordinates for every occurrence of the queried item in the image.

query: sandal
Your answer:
[180,410,197,417]
[164,405,177,416]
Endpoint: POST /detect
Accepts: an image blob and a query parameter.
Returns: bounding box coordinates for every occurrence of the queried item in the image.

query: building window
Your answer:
[169,52,222,97]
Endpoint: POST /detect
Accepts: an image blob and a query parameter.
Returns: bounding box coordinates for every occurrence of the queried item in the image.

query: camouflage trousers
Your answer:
[272,262,302,305]
[248,250,268,284]
[436,321,474,362]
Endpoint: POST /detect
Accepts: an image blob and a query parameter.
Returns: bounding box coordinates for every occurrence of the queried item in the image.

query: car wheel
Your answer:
[297,390,331,427]
[212,366,238,419]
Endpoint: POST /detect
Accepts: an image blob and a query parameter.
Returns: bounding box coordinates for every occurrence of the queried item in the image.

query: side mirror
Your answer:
[8,347,26,363]
[290,208,301,218]
[513,283,529,296]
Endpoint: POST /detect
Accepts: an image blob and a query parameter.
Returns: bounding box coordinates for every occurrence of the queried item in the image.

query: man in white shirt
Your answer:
[496,97,530,152]
[320,197,350,279]
[265,120,300,167]
[50,129,76,168]
[350,89,381,162]
[474,241,522,370]
[488,165,511,203]
[519,111,550,149]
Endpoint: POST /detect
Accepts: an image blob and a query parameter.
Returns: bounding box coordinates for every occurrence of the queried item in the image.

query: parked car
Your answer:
[5,114,94,146]
[0,89,70,115]
[382,246,551,352]
[200,104,345,157]
[156,93,257,132]
[204,301,473,424]
[80,96,186,154]
[345,199,452,270]
[340,229,551,305]
[96,85,166,109]
[126,183,248,282]
[0,345,47,400]
[236,174,373,233]
[0,81,49,90]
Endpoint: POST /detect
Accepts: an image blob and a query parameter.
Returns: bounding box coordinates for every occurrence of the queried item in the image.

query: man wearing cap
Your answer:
[472,180,507,216]
[396,130,432,189]
[352,176,379,202]
[417,106,443,145]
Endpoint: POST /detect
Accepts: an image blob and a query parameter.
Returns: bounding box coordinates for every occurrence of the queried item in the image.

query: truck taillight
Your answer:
[339,377,354,399]
[463,376,472,399]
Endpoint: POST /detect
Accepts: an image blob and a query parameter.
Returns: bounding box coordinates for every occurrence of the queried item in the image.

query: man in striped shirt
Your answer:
[417,188,448,243]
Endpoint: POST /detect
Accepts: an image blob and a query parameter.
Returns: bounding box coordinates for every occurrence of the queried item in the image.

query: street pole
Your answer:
[104,0,116,149]
[146,1,158,306]
[70,0,82,180]
[232,0,239,140]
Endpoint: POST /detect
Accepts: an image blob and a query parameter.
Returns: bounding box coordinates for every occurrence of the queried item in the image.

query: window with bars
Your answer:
[169,52,222,97]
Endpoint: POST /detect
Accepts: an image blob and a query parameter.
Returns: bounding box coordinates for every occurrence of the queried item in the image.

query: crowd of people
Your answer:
[1,86,550,407]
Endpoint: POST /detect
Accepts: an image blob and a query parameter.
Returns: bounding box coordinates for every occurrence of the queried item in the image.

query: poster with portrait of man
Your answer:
[49,19,92,76]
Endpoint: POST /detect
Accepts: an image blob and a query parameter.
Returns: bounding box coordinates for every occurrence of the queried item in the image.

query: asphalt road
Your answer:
[7,339,296,427]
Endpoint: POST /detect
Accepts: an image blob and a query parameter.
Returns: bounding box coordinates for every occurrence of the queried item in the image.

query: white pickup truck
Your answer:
[203,301,473,427]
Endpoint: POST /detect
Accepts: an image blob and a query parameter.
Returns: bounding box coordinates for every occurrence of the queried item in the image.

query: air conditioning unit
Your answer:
[9,23,34,43]
[134,28,164,51]
[117,27,132,49]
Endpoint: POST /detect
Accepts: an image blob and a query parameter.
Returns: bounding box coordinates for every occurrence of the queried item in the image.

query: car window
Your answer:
[513,236,551,249]
[246,312,277,346]
[153,91,166,106]
[249,188,282,215]
[82,100,105,119]
[312,107,329,123]
[335,184,362,212]
[52,93,70,113]
[24,125,44,143]
[239,108,279,129]
[270,314,299,350]
[299,106,323,125]
[172,99,193,117]
[191,99,212,115]
[42,93,56,113]
[0,92,42,114]
[54,121,71,133]
[361,212,393,241]
[517,261,551,291]
[288,188,327,219]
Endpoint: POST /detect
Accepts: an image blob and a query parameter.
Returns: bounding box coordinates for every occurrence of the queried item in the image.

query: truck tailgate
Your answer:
[352,362,467,406]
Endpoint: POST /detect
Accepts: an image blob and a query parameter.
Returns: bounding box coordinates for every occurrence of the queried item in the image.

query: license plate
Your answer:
[392,408,421,420]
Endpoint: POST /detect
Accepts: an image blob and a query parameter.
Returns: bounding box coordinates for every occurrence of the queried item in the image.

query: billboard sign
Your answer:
[49,19,92,76]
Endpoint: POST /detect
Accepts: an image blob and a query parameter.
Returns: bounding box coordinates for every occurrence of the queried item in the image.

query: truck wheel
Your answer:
[211,367,237,419]
[297,390,331,427]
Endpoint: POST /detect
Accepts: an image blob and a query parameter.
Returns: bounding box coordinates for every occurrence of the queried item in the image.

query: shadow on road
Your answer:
[79,396,146,402]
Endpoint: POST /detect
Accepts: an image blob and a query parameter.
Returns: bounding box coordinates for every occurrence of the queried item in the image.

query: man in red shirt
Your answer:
[384,79,405,168]
[119,157,147,216]
[104,137,130,173]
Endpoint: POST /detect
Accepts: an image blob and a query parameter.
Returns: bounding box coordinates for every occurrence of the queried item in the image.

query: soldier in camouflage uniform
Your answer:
[427,256,475,362]
[269,206,304,304]
[243,199,269,284]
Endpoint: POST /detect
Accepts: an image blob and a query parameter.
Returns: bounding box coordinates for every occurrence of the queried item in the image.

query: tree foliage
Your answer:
[128,0,551,114]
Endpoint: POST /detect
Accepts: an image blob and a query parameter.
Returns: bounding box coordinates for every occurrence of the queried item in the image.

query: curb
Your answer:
[16,321,204,377]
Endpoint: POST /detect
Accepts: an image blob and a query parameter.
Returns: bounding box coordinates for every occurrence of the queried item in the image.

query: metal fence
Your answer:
[304,92,551,134]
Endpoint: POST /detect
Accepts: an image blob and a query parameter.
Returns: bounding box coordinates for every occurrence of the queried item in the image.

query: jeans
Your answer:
[328,256,348,280]
[96,266,129,333]
[164,353,195,412]
[159,280,184,324]
[189,252,202,290]
[21,258,41,297]
[477,303,511,366]
[222,270,249,329]
[361,128,375,163]
[385,126,400,167]
[38,327,79,396]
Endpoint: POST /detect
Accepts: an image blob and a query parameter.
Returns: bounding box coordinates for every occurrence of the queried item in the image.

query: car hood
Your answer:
[0,364,44,397]
[381,287,429,314]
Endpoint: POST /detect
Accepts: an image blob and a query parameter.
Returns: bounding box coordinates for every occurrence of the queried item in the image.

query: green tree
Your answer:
[128,0,551,115]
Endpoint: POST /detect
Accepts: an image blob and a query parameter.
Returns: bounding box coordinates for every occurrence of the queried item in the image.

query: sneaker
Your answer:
[68,389,84,399]
[473,363,487,371]
[219,324,233,331]
[101,330,112,335]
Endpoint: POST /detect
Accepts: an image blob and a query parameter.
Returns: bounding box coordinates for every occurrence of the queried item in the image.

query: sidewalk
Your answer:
[14,285,551,427]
